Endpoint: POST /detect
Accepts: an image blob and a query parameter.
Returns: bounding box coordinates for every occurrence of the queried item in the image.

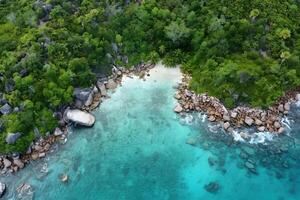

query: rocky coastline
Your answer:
[174,74,300,136]
[0,63,154,180]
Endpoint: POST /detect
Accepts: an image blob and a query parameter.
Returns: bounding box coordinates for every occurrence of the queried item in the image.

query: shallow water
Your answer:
[1,65,300,200]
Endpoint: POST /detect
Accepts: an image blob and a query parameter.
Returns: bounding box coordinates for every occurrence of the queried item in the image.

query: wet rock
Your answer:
[31,152,39,160]
[0,182,6,198]
[258,126,266,132]
[5,132,22,144]
[39,152,46,158]
[204,181,220,194]
[54,127,63,136]
[274,121,281,129]
[61,174,69,183]
[65,109,95,127]
[223,122,230,130]
[174,104,183,113]
[0,103,12,115]
[13,159,24,169]
[208,116,216,122]
[284,103,290,111]
[277,127,285,134]
[106,79,117,90]
[174,93,181,100]
[244,117,254,126]
[3,158,12,168]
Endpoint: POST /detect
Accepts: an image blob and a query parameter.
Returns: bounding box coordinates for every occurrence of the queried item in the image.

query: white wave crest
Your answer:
[249,131,274,144]
[231,131,246,143]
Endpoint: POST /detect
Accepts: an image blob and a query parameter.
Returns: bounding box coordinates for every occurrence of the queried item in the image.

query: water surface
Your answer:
[1,65,300,200]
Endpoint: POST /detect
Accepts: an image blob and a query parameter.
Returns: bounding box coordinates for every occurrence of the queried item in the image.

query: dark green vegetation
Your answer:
[1,0,300,153]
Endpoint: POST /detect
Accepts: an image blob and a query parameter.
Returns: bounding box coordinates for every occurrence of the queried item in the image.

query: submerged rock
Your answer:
[0,182,6,198]
[244,161,256,172]
[204,181,220,193]
[65,109,95,127]
[242,146,255,156]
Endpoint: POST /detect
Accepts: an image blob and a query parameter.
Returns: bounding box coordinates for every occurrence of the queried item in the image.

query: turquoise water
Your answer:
[1,66,300,200]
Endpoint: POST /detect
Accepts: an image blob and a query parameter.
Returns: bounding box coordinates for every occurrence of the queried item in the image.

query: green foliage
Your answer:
[2,0,300,153]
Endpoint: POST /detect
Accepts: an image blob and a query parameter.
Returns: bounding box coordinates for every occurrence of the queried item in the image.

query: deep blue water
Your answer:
[1,66,300,200]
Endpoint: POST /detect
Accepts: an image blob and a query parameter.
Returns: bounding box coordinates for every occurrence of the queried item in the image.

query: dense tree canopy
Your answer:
[1,0,300,153]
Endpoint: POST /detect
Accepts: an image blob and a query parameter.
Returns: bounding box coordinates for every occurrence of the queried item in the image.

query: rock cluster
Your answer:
[174,74,295,134]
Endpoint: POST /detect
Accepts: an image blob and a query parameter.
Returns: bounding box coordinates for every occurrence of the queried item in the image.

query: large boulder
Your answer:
[65,109,95,127]
[0,103,12,115]
[106,79,117,90]
[6,132,22,144]
[3,158,12,168]
[174,104,183,113]
[244,116,254,126]
[54,127,63,136]
[73,88,94,107]
[97,82,107,96]
[0,182,6,198]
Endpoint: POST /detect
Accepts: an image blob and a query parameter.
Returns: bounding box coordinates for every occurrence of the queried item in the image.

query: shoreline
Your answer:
[174,73,300,137]
[0,62,155,177]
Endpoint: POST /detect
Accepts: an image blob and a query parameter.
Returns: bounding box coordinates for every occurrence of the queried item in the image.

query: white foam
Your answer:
[231,131,246,142]
[249,131,274,144]
[198,113,207,123]
[281,117,291,130]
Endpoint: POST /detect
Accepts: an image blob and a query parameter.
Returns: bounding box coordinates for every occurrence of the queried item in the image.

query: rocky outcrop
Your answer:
[97,82,107,96]
[5,132,22,144]
[0,182,6,198]
[64,109,95,127]
[174,74,288,133]
[73,88,94,108]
